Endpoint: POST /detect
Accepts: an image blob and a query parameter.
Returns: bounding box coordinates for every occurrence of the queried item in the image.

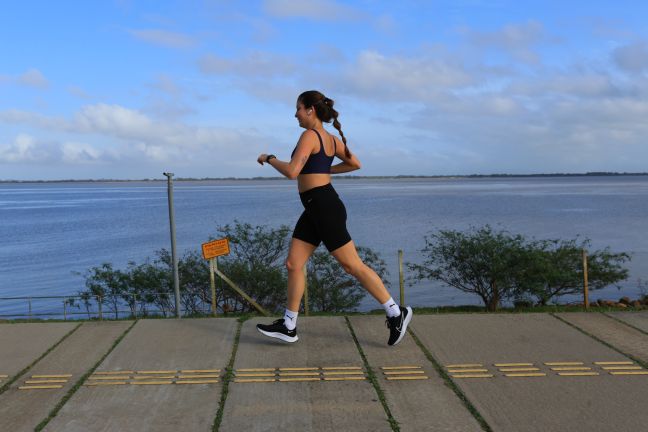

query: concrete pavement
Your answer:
[0,322,78,379]
[220,317,391,432]
[44,318,238,432]
[556,312,648,364]
[411,313,648,432]
[349,315,482,432]
[605,310,648,333]
[1,310,647,432]
[0,321,132,432]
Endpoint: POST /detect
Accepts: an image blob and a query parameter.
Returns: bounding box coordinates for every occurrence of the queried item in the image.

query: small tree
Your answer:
[408,226,526,311]
[126,257,173,317]
[79,263,129,318]
[519,238,630,305]
[306,246,387,312]
[409,226,631,310]
[156,249,211,315]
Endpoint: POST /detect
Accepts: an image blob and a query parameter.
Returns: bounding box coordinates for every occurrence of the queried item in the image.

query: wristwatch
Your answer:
[266,154,276,163]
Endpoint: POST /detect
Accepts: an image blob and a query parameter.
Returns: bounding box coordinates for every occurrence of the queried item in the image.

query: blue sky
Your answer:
[1,0,647,180]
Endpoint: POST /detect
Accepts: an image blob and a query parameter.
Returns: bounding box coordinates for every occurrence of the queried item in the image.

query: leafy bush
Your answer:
[72,222,384,316]
[516,238,629,306]
[408,225,630,311]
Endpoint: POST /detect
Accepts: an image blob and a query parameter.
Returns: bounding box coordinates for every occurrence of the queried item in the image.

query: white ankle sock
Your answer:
[382,297,401,318]
[283,309,298,330]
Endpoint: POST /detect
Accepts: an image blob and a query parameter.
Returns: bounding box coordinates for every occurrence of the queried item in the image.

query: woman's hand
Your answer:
[257,153,268,165]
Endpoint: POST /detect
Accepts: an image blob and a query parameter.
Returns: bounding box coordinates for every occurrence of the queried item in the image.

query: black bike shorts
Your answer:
[293,183,352,252]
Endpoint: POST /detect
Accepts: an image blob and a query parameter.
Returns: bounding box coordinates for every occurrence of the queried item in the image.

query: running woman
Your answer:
[256,90,412,346]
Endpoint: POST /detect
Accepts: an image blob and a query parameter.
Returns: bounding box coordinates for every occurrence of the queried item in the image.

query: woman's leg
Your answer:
[286,238,317,311]
[332,239,413,346]
[330,240,391,304]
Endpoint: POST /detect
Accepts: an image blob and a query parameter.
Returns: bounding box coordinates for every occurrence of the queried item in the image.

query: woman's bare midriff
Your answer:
[297,173,331,193]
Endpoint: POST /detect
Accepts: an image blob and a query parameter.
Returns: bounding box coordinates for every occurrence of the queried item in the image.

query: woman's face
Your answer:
[295,101,310,128]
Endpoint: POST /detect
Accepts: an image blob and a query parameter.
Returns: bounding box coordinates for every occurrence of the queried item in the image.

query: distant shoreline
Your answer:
[1,172,648,184]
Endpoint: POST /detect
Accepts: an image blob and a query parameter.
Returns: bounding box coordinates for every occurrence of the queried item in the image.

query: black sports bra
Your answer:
[291,129,336,174]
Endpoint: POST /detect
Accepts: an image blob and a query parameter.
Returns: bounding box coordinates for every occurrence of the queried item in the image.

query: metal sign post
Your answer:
[163,172,181,318]
[583,249,589,310]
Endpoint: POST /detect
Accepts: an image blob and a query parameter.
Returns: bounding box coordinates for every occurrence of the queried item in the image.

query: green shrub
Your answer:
[408,225,630,311]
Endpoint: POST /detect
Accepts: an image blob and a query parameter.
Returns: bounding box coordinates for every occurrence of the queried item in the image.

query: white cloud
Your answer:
[373,14,397,34]
[139,75,196,120]
[407,80,648,173]
[307,44,347,64]
[336,50,473,101]
[0,103,267,170]
[61,142,104,163]
[263,0,364,21]
[67,85,93,99]
[74,104,157,139]
[198,51,297,77]
[508,73,616,99]
[0,68,49,89]
[0,109,64,129]
[129,29,196,48]
[462,20,548,64]
[0,134,40,162]
[613,41,648,73]
[150,74,181,96]
[18,68,49,89]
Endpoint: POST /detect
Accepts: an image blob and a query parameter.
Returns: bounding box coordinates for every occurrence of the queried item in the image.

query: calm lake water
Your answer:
[1,176,647,317]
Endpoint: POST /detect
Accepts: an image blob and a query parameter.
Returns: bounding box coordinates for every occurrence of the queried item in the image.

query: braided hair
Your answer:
[298,90,351,158]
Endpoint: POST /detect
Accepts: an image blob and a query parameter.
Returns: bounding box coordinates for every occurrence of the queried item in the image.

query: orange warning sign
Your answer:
[202,238,230,260]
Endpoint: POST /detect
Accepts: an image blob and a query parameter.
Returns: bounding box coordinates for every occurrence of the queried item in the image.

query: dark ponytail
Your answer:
[298,90,351,158]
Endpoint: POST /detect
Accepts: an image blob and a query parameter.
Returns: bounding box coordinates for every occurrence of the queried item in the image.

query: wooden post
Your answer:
[583,249,589,310]
[303,265,309,316]
[213,267,270,316]
[398,250,405,305]
[209,258,217,317]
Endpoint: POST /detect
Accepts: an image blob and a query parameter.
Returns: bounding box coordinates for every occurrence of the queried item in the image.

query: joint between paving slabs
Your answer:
[602,312,648,339]
[0,323,82,398]
[550,313,648,371]
[407,327,494,432]
[212,317,244,432]
[34,320,138,432]
[344,316,401,432]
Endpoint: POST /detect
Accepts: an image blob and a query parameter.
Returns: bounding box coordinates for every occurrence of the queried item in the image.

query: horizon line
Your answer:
[2,172,648,183]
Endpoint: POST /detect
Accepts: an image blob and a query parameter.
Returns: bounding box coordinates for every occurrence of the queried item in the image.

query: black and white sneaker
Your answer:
[256,318,299,343]
[386,306,413,346]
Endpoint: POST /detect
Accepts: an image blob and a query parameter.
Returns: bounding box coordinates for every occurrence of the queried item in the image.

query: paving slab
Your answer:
[411,313,648,432]
[605,311,648,333]
[220,317,391,432]
[0,322,78,378]
[0,321,131,432]
[557,312,648,363]
[348,315,482,432]
[44,318,238,432]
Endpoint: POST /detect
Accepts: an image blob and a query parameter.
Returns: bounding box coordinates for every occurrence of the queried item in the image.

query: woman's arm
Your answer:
[330,137,361,174]
[257,131,316,180]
